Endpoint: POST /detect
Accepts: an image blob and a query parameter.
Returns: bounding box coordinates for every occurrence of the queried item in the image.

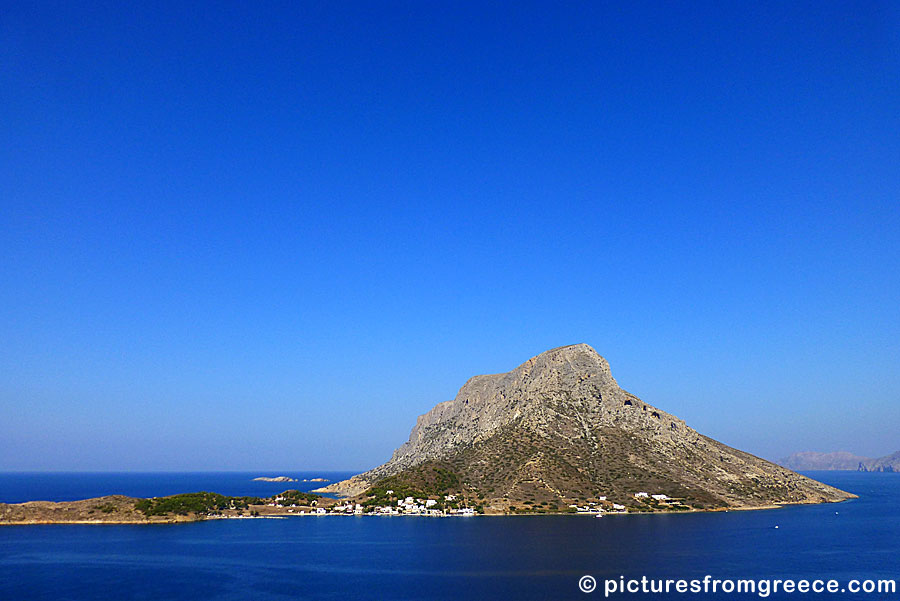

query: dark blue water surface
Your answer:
[0,472,354,504]
[1,472,897,600]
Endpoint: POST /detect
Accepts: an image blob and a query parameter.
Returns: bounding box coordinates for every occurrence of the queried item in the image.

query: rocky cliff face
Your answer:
[319,344,855,508]
[859,451,899,472]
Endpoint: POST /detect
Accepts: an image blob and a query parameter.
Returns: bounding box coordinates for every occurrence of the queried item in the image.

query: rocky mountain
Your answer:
[318,344,854,512]
[779,451,872,471]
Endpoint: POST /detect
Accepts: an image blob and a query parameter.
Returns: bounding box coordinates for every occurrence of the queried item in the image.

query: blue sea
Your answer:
[1,471,897,600]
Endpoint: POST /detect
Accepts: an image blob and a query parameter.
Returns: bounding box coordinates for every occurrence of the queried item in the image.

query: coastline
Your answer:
[0,495,856,526]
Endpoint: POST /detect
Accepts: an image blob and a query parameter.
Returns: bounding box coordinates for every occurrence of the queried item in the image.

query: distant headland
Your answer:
[780,450,899,472]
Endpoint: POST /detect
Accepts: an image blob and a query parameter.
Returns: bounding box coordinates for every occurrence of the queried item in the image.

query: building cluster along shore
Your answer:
[268,492,476,516]
[259,489,692,518]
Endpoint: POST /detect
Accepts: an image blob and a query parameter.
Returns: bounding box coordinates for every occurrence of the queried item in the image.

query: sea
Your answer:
[0,471,897,601]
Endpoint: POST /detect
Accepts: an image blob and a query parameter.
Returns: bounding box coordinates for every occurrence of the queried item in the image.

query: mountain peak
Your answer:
[322,344,685,490]
[522,343,613,380]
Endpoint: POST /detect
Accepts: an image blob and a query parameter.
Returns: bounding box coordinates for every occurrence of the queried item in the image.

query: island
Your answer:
[1,345,857,524]
[252,476,298,482]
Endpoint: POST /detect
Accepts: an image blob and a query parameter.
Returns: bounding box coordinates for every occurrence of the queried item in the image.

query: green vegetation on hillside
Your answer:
[362,464,469,509]
[134,493,262,516]
[276,490,322,505]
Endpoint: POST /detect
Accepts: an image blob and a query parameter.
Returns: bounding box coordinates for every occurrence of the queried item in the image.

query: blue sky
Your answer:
[2,1,898,471]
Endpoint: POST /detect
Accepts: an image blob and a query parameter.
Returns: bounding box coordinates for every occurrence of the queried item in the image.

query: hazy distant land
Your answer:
[780,451,899,472]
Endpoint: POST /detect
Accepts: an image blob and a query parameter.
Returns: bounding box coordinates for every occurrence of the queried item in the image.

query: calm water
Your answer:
[0,472,354,504]
[0,472,897,600]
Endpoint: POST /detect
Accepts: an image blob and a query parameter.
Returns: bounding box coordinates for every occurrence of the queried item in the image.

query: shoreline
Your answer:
[0,496,855,525]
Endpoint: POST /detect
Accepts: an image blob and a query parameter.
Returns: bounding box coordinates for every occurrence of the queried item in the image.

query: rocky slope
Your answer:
[319,344,855,510]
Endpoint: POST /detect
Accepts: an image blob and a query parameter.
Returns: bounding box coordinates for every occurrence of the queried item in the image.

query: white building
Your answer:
[634,492,649,499]
[651,494,669,501]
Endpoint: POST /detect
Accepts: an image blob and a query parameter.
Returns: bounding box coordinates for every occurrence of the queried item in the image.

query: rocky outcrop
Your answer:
[318,344,855,509]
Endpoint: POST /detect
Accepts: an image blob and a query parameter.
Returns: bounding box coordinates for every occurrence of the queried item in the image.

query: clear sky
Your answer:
[2,1,898,471]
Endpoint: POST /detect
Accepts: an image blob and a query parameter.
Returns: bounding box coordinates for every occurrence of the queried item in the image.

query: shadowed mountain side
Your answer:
[860,451,899,472]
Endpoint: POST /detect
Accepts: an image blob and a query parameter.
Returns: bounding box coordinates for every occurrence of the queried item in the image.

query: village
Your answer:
[260,491,476,516]
[246,490,690,517]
